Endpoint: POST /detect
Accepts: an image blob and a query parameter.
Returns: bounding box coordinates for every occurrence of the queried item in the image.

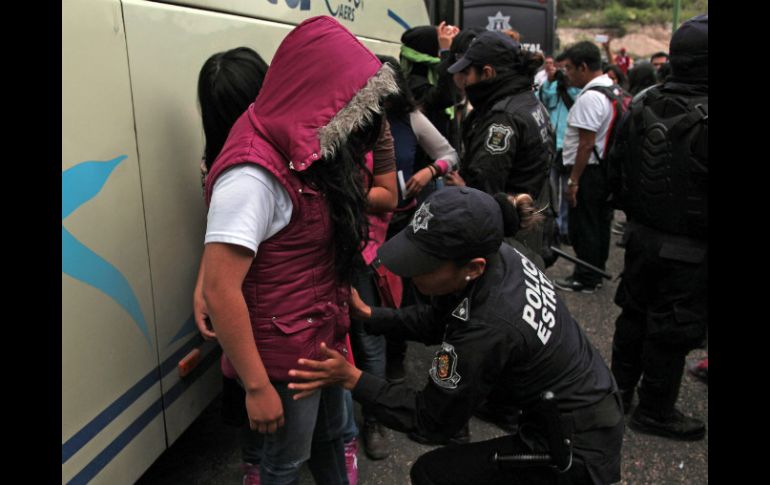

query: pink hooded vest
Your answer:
[205,16,398,381]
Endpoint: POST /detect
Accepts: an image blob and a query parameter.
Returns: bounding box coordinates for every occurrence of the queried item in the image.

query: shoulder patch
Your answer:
[429,342,461,389]
[451,297,470,321]
[485,123,513,154]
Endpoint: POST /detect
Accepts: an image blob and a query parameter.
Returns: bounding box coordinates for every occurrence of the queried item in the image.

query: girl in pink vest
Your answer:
[201,16,399,485]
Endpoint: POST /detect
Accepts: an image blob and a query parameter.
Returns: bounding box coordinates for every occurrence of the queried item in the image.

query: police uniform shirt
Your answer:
[352,243,615,443]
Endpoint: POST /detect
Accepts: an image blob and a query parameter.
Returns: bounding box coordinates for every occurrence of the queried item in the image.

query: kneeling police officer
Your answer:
[288,187,624,484]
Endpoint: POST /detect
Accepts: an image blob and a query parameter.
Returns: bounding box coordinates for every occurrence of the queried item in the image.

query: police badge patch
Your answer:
[451,298,470,321]
[485,124,513,154]
[429,342,461,389]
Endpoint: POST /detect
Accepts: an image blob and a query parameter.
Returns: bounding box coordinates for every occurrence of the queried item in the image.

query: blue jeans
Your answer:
[241,383,348,485]
[550,164,569,237]
[350,260,386,421]
[341,389,359,443]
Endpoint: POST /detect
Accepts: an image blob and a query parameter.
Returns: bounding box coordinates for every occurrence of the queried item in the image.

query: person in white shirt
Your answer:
[553,41,615,294]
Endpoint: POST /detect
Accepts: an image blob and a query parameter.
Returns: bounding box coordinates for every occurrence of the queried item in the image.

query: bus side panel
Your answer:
[155,0,430,43]
[121,0,298,447]
[62,0,165,483]
[463,0,555,55]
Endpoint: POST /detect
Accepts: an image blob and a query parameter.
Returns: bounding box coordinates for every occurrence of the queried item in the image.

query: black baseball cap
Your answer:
[377,187,504,277]
[447,30,521,74]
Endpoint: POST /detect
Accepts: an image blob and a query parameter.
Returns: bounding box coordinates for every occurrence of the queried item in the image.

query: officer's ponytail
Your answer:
[493,192,545,236]
[518,50,545,80]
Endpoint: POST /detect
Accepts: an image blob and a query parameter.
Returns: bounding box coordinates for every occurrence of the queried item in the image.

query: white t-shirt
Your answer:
[205,164,293,256]
[561,74,614,167]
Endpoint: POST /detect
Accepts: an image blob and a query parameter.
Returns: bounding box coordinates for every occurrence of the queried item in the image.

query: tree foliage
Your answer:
[558,0,708,28]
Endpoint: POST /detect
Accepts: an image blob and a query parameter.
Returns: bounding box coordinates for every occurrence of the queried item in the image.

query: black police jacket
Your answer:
[460,72,555,198]
[353,245,619,464]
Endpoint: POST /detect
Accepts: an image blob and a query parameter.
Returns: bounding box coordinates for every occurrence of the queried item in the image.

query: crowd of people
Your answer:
[192,13,708,485]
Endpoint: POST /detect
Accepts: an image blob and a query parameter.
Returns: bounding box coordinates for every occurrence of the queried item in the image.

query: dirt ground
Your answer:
[558,24,673,60]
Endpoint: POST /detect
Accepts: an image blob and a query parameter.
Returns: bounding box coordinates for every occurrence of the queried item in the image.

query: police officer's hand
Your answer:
[444,170,466,187]
[288,343,363,399]
[405,167,433,199]
[567,184,579,208]
[246,384,285,433]
[349,287,372,320]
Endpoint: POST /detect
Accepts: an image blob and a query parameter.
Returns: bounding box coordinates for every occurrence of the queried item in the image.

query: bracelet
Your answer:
[567,178,579,187]
[427,165,438,178]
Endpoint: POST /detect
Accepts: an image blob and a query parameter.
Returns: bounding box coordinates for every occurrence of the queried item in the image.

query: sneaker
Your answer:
[344,437,359,485]
[407,422,471,446]
[386,355,406,384]
[361,421,390,460]
[242,463,260,485]
[554,277,602,294]
[688,358,708,384]
[629,408,706,441]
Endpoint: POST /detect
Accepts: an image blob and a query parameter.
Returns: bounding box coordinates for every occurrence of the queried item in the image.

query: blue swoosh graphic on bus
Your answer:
[62,156,152,345]
[168,313,197,346]
[62,156,125,219]
[387,10,411,30]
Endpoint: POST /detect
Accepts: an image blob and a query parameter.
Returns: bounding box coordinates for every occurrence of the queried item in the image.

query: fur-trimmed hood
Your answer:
[248,16,399,172]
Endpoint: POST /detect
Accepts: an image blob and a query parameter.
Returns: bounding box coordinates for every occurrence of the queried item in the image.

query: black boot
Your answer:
[361,420,390,460]
[629,408,706,441]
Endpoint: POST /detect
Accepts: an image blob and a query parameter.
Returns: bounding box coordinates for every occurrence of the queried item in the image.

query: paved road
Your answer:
[137,217,708,484]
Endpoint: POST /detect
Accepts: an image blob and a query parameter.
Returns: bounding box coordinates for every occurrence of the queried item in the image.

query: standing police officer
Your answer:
[446,31,557,269]
[287,187,624,484]
[609,14,708,441]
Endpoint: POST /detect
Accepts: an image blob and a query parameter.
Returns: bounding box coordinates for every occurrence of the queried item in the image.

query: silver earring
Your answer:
[465,276,471,281]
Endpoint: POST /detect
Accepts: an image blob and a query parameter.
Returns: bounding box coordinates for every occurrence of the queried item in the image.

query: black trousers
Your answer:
[409,420,623,485]
[567,166,613,287]
[611,222,707,417]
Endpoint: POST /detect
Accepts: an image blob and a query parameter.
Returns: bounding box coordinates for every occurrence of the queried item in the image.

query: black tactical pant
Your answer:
[567,166,613,287]
[410,419,623,485]
[611,222,707,417]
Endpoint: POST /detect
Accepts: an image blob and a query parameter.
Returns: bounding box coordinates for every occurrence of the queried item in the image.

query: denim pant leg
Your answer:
[340,389,359,443]
[558,172,570,236]
[350,263,386,421]
[308,386,349,485]
[259,383,321,485]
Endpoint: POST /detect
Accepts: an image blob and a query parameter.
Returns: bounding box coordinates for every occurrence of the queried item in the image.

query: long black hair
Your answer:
[300,113,383,283]
[376,55,416,120]
[604,64,629,91]
[198,47,269,170]
[628,62,658,95]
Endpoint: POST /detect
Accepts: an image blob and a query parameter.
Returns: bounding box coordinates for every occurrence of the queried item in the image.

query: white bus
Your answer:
[62,1,430,483]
